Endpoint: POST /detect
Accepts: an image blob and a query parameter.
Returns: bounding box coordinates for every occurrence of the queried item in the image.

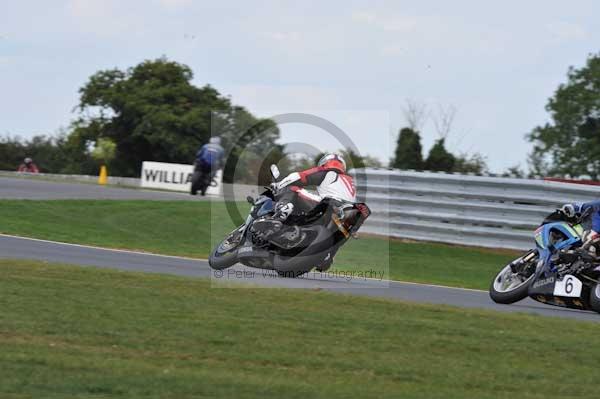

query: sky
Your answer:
[1,0,599,172]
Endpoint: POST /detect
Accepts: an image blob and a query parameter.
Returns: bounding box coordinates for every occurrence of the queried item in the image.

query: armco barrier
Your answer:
[356,168,600,250]
[6,168,600,251]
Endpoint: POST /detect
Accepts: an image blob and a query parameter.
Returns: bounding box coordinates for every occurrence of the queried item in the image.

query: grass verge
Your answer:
[0,200,518,289]
[0,259,598,399]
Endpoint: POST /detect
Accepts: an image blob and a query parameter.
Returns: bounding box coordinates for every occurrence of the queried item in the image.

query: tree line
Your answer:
[1,57,382,184]
[1,58,284,184]
[527,52,600,180]
[0,133,97,174]
[392,53,600,178]
[4,53,599,181]
[391,103,490,175]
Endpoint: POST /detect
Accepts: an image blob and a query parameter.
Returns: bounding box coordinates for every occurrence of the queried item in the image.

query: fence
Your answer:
[5,168,600,251]
[356,168,600,251]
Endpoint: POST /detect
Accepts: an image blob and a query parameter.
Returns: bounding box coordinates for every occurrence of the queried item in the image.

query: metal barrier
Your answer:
[5,168,600,251]
[356,168,600,250]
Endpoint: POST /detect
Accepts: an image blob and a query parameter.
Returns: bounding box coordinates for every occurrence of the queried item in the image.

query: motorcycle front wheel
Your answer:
[208,226,244,270]
[489,251,537,304]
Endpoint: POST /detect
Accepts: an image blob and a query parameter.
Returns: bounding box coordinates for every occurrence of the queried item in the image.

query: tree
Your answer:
[282,149,381,172]
[392,128,423,170]
[361,154,383,168]
[432,104,457,141]
[338,149,366,170]
[502,164,525,178]
[0,135,25,171]
[74,57,279,178]
[425,138,455,172]
[286,154,315,173]
[527,53,600,179]
[527,150,549,178]
[58,130,100,175]
[0,133,96,174]
[453,152,489,174]
[90,138,117,167]
[423,103,459,173]
[402,99,428,132]
[219,108,283,184]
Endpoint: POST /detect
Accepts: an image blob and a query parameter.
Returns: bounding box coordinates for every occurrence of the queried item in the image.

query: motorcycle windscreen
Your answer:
[534,222,582,250]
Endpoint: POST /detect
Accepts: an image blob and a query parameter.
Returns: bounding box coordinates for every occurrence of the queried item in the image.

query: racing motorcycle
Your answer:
[490,208,600,313]
[190,163,217,196]
[208,165,371,277]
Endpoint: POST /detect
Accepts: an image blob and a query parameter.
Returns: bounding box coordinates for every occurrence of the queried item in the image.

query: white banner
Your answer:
[140,161,222,196]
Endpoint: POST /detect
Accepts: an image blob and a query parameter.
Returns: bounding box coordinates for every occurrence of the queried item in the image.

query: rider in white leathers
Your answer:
[273,153,356,220]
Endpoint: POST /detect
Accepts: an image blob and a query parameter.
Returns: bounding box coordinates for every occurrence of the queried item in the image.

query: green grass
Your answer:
[335,235,516,289]
[1,259,599,399]
[0,200,517,289]
[0,199,224,256]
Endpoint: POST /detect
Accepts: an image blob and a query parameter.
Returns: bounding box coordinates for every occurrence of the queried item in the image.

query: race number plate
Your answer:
[553,275,583,298]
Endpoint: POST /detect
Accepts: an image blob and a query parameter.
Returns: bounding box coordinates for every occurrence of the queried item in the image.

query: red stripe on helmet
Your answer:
[323,160,345,173]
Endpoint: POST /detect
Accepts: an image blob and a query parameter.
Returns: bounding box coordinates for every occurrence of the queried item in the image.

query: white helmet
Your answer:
[209,136,221,145]
[317,153,346,172]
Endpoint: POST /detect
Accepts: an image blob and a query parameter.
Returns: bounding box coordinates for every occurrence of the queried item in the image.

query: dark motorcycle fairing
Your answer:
[235,194,366,273]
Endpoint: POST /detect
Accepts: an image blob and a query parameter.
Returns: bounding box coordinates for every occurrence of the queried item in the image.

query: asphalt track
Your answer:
[1,234,598,322]
[0,176,195,200]
[1,176,599,322]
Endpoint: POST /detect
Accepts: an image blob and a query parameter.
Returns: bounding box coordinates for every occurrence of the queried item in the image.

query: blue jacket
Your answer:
[580,200,600,231]
[196,143,224,169]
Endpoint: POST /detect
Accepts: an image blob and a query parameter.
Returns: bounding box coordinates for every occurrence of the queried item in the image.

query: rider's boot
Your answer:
[274,202,294,221]
[251,203,294,238]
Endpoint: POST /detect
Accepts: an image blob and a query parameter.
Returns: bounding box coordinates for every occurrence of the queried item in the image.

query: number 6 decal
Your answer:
[565,277,573,294]
[554,275,582,298]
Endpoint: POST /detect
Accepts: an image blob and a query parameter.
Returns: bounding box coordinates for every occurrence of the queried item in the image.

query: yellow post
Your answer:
[98,165,108,185]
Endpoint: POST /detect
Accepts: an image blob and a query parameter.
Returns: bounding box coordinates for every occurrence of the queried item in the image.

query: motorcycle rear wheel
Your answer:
[190,171,202,196]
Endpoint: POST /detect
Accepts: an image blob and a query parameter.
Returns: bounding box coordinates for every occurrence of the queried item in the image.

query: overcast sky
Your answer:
[2,0,599,171]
